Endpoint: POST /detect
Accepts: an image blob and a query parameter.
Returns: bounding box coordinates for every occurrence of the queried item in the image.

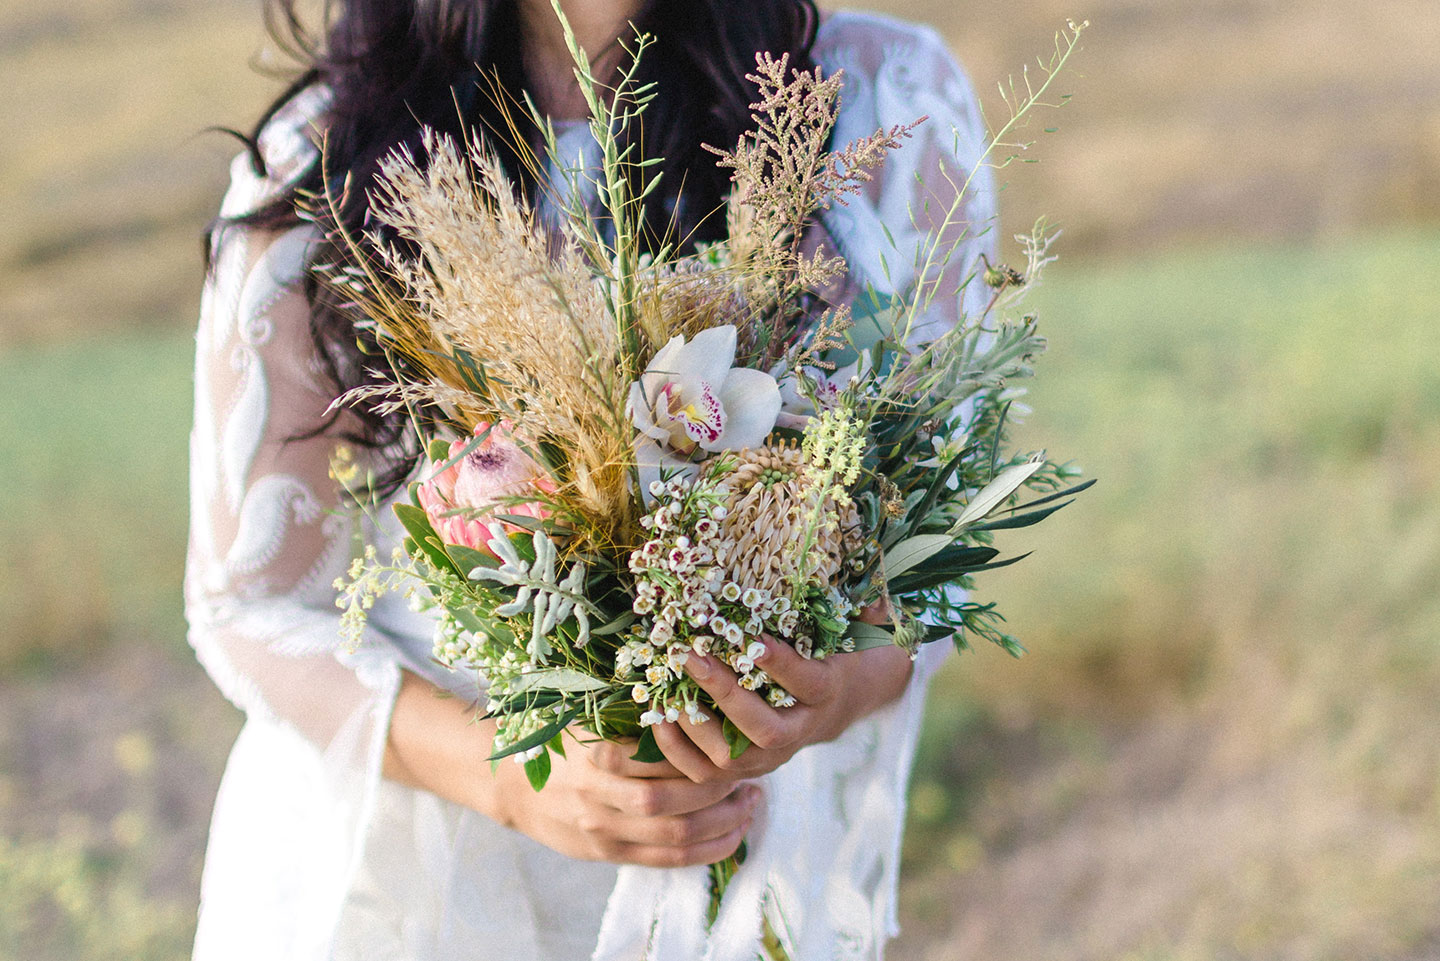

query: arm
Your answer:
[190,150,753,868]
[383,670,757,866]
[656,23,998,783]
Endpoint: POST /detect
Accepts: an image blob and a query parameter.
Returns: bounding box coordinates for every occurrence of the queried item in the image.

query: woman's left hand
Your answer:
[652,631,915,784]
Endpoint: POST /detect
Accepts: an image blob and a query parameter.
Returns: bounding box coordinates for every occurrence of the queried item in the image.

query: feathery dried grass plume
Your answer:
[328,129,636,540]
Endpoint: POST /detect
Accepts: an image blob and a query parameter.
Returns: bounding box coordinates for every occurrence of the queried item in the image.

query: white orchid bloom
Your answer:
[629,324,781,460]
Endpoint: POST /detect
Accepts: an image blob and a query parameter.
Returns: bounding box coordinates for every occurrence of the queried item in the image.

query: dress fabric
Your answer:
[185,11,996,961]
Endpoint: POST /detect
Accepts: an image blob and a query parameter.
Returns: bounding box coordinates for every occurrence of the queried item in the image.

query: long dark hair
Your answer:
[216,0,820,493]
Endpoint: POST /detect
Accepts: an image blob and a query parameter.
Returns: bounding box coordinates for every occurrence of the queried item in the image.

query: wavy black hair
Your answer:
[216,0,821,493]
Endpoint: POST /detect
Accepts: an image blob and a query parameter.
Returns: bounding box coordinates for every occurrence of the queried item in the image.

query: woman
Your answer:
[187,0,995,958]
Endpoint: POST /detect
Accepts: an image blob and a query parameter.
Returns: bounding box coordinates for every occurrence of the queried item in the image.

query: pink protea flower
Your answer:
[416,421,557,556]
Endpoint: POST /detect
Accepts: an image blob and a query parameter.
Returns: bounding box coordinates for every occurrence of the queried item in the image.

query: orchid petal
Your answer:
[708,367,781,452]
[627,381,670,443]
[633,438,700,503]
[639,335,686,405]
[669,325,737,390]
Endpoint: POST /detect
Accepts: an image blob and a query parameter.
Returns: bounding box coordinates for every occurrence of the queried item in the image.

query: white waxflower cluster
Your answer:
[624,474,818,724]
[489,700,570,764]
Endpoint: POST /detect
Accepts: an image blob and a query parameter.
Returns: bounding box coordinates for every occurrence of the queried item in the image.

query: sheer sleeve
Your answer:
[817,13,998,344]
[592,19,1001,961]
[184,93,406,959]
[185,100,401,750]
[816,14,999,684]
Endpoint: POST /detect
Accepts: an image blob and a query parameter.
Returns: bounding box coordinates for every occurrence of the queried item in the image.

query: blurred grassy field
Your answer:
[3,0,1439,957]
[4,229,1436,960]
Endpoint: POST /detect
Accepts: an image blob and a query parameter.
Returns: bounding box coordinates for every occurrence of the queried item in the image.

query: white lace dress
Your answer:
[185,11,995,961]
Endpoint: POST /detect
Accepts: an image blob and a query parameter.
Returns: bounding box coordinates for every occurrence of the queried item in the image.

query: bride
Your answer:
[187,0,994,957]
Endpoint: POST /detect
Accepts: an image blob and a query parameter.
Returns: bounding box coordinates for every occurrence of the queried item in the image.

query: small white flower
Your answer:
[767,688,797,708]
[640,709,666,727]
[632,683,650,702]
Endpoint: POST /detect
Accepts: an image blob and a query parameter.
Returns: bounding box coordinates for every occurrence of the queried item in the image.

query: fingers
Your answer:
[608,782,760,851]
[590,765,739,817]
[584,737,687,779]
[652,716,734,783]
[610,815,752,869]
[683,650,814,752]
[750,635,834,705]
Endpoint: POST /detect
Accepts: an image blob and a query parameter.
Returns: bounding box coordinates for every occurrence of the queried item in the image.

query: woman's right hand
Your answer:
[384,670,759,868]
[493,736,760,867]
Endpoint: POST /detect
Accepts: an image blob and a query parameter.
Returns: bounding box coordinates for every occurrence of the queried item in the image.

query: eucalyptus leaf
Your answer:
[591,611,636,636]
[510,668,613,694]
[951,458,1046,530]
[447,543,497,575]
[393,503,458,575]
[970,499,1074,531]
[722,718,751,759]
[523,750,551,791]
[488,705,580,760]
[996,477,1097,514]
[889,551,1031,595]
[630,726,666,763]
[881,534,954,580]
[842,620,896,651]
[446,604,486,635]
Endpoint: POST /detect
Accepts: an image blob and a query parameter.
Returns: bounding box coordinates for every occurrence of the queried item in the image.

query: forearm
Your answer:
[383,670,512,826]
[834,643,915,733]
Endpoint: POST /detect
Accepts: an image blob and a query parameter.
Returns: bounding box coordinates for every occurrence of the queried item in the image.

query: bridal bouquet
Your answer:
[328,0,1088,909]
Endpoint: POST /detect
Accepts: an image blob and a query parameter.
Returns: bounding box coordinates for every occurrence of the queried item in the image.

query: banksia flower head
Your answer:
[715,440,862,601]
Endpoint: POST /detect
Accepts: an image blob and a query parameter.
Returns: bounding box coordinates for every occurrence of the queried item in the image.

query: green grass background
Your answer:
[3,0,1439,957]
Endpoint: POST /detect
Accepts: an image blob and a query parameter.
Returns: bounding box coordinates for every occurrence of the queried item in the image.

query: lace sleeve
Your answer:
[817,13,999,342]
[184,104,403,752]
[817,15,1000,682]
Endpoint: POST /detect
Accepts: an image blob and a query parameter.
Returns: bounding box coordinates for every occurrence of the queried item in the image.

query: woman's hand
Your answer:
[653,631,914,784]
[491,736,759,867]
[384,671,759,868]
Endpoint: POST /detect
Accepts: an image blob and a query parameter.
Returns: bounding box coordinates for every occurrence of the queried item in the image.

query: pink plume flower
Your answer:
[416,421,557,557]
